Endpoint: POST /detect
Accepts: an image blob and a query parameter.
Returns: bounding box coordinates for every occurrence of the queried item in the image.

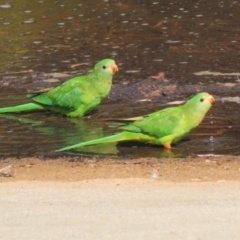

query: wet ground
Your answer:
[0,0,240,158]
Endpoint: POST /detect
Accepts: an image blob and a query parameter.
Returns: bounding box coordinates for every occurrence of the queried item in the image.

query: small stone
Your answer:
[150,170,159,179]
[0,165,13,177]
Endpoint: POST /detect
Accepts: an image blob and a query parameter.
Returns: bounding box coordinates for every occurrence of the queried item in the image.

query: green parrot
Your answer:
[56,92,215,152]
[0,59,118,117]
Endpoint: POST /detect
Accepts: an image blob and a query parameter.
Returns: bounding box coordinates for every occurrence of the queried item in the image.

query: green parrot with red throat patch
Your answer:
[56,92,215,152]
[0,59,118,117]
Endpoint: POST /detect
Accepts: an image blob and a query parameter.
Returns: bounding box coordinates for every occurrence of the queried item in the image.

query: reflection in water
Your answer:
[36,118,119,155]
[0,113,119,158]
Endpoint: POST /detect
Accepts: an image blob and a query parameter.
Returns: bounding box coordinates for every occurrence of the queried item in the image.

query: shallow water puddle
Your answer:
[0,94,239,158]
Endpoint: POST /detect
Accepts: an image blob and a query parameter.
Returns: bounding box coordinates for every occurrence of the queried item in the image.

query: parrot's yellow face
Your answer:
[198,93,215,106]
[184,92,215,120]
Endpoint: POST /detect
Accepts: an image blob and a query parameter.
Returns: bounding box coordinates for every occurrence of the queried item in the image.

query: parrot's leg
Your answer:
[163,143,171,149]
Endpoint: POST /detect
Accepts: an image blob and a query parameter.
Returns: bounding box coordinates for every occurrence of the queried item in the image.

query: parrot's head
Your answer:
[184,92,215,116]
[198,92,215,105]
[94,59,118,76]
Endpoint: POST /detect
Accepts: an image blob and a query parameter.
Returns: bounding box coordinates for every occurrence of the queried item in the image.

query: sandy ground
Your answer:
[1,156,240,239]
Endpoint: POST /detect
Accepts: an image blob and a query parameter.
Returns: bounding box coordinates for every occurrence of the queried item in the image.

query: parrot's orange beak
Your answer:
[111,63,118,73]
[208,95,215,104]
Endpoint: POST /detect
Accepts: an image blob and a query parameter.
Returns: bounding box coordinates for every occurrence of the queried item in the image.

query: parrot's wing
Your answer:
[115,107,185,136]
[133,107,186,138]
[31,76,91,110]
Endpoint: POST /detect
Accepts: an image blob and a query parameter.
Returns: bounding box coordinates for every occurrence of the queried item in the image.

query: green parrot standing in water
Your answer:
[56,92,215,152]
[0,59,118,117]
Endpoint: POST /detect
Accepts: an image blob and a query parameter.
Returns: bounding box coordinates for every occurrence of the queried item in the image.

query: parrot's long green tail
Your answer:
[56,131,155,152]
[0,103,44,113]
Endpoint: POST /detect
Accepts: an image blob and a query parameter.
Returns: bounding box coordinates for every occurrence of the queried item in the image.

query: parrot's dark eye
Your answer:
[200,98,204,102]
[102,65,106,69]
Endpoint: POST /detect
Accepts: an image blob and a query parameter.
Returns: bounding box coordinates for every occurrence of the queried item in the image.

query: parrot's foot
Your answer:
[164,144,172,154]
[164,143,171,149]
